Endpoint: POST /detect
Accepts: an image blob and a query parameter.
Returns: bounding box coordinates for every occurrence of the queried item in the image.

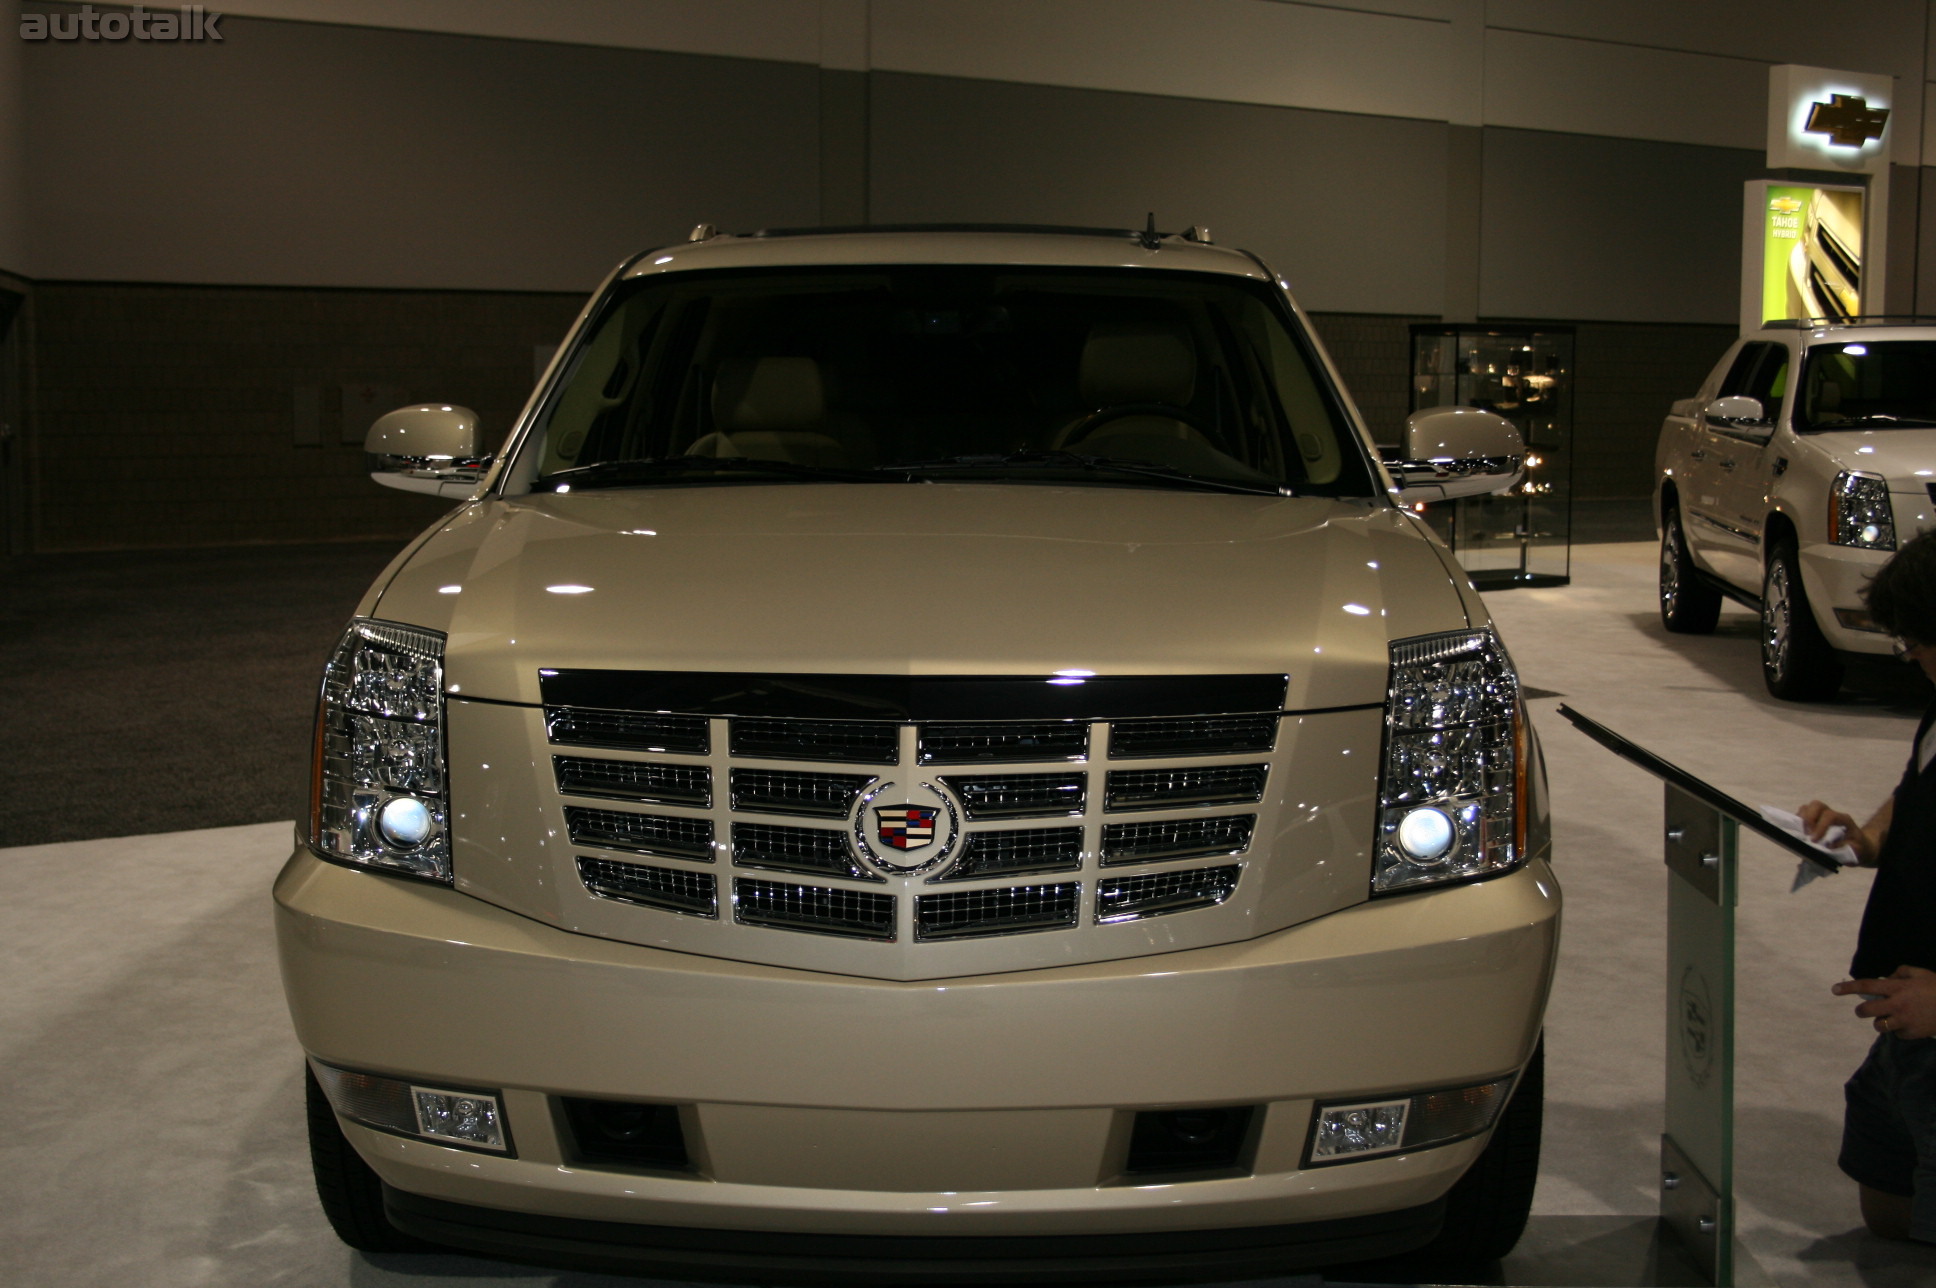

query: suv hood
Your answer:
[376,485,1472,712]
[1807,428,1936,490]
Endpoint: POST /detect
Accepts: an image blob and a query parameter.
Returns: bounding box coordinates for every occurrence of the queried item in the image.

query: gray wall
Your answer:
[23,14,822,291]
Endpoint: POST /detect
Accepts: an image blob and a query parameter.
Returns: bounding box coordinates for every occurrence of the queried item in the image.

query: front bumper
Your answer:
[275,845,1558,1240]
[1800,540,1895,653]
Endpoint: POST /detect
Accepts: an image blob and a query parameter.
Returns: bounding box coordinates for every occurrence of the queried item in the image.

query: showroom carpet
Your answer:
[7,541,1936,1287]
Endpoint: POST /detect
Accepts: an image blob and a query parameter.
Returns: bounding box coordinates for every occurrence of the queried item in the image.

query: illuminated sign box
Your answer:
[1767,65,1892,175]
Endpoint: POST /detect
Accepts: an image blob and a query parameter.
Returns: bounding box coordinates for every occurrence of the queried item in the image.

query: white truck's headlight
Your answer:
[1376,629,1525,894]
[1829,470,1895,550]
[309,618,451,882]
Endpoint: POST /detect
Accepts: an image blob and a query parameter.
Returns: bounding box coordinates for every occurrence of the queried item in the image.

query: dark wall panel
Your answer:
[869,72,1450,316]
[1480,128,1765,325]
[24,15,821,291]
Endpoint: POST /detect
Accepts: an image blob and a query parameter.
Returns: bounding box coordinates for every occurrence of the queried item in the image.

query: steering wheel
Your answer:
[1056,402,1215,449]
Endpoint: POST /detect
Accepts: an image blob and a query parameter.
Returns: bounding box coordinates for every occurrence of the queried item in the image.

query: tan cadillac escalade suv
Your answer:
[275,225,1559,1283]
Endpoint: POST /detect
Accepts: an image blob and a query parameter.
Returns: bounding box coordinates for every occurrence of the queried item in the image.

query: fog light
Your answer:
[1396,806,1455,864]
[311,1060,511,1155]
[1308,1073,1516,1166]
[377,796,434,847]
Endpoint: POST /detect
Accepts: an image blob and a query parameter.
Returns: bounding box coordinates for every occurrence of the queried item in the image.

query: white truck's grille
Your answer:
[527,671,1296,956]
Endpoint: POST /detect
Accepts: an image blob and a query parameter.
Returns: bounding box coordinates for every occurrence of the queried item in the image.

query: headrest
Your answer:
[712,356,825,432]
[1079,323,1196,406]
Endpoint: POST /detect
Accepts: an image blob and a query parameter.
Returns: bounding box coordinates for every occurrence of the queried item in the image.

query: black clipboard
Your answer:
[1557,704,1842,876]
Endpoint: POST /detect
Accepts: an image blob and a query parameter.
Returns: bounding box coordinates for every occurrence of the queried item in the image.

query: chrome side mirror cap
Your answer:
[366,404,490,497]
[1391,406,1525,501]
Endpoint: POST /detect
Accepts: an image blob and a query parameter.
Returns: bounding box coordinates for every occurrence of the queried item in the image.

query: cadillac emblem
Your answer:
[853,780,960,876]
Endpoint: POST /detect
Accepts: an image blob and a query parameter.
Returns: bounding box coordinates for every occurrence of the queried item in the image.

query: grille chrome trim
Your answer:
[1109,714,1278,759]
[1101,815,1255,866]
[730,718,899,765]
[938,771,1087,819]
[577,856,718,917]
[932,826,1084,882]
[918,721,1089,764]
[553,756,711,807]
[732,822,877,882]
[915,883,1081,941]
[564,806,714,861]
[1096,865,1241,922]
[545,707,709,755]
[733,878,896,941]
[729,768,875,818]
[1103,764,1268,812]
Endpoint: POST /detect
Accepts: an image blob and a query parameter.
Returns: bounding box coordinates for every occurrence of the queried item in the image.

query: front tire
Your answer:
[305,1064,435,1254]
[1761,540,1842,701]
[1659,506,1721,633]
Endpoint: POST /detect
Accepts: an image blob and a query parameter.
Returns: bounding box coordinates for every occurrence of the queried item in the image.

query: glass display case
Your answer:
[1407,325,1574,589]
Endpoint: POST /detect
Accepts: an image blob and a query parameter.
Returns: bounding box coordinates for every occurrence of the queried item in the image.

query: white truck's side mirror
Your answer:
[366,404,490,497]
[1391,406,1525,501]
[1702,395,1768,430]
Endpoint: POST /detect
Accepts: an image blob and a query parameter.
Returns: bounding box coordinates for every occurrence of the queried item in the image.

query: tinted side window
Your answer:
[1718,343,1771,397]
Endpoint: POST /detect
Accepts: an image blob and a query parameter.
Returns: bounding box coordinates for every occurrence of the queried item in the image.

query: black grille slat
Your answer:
[545,707,709,755]
[1096,865,1241,922]
[729,769,874,818]
[730,718,899,765]
[1109,714,1278,759]
[554,757,711,807]
[577,857,718,917]
[934,827,1084,882]
[916,883,1081,940]
[565,806,714,861]
[1101,815,1255,866]
[939,772,1086,819]
[732,822,874,881]
[919,721,1089,764]
[1104,765,1267,812]
[733,878,896,940]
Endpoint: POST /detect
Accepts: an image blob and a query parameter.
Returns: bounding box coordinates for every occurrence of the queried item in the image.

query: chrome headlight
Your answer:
[1829,471,1895,550]
[309,618,450,882]
[1376,629,1525,894]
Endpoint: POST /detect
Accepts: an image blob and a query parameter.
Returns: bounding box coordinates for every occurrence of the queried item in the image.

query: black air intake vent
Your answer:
[733,878,896,940]
[545,707,708,755]
[933,826,1084,881]
[919,721,1088,764]
[1109,714,1278,759]
[939,772,1087,819]
[1101,816,1254,866]
[729,769,873,818]
[1096,865,1241,922]
[554,757,711,807]
[730,718,899,765]
[565,807,713,861]
[577,857,717,917]
[1104,765,1267,811]
[915,883,1080,940]
[732,823,876,881]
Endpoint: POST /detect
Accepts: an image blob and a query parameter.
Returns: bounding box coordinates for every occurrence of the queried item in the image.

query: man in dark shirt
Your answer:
[1800,528,1936,1243]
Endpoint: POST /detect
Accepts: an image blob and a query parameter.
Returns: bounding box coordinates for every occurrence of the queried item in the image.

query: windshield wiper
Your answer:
[880,451,1287,496]
[538,455,889,490]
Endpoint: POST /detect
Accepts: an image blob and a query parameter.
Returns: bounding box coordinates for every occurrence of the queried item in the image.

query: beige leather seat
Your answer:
[687,356,858,467]
[1052,322,1208,452]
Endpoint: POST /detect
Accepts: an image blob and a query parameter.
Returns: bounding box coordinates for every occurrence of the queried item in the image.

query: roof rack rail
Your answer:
[1763,315,1936,328]
[741,221,1213,246]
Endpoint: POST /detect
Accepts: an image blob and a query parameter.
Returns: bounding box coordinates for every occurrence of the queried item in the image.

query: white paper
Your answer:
[1757,804,1859,892]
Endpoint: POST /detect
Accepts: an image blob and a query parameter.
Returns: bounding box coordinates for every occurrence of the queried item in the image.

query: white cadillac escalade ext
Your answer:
[275,225,1559,1283]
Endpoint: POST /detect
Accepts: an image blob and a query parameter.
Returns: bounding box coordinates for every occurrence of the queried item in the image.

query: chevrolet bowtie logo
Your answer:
[1804,94,1890,147]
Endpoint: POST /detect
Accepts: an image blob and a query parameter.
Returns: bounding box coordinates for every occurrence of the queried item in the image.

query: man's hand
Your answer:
[1834,966,1936,1039]
[1798,799,1887,866]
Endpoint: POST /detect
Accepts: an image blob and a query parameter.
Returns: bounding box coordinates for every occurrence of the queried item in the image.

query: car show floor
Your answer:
[6,538,1936,1288]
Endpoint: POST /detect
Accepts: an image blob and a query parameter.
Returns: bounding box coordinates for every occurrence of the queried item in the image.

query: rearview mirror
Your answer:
[1390,406,1525,501]
[366,404,490,497]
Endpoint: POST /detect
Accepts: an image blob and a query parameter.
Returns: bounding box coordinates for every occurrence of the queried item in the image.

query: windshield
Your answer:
[513,265,1376,496]
[1798,340,1936,430]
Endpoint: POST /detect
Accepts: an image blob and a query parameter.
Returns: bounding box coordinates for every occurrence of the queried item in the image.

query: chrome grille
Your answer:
[553,757,711,807]
[919,722,1088,764]
[939,771,1087,819]
[934,826,1083,881]
[915,883,1081,940]
[1096,865,1241,922]
[1101,815,1255,865]
[1104,764,1267,811]
[1109,714,1278,758]
[732,822,876,881]
[546,707,708,754]
[731,718,898,765]
[734,878,896,940]
[578,856,717,917]
[729,769,873,818]
[564,806,714,861]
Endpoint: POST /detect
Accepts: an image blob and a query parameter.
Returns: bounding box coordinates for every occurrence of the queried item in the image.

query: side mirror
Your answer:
[366,404,490,497]
[1703,396,1770,432]
[1390,406,1525,501]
